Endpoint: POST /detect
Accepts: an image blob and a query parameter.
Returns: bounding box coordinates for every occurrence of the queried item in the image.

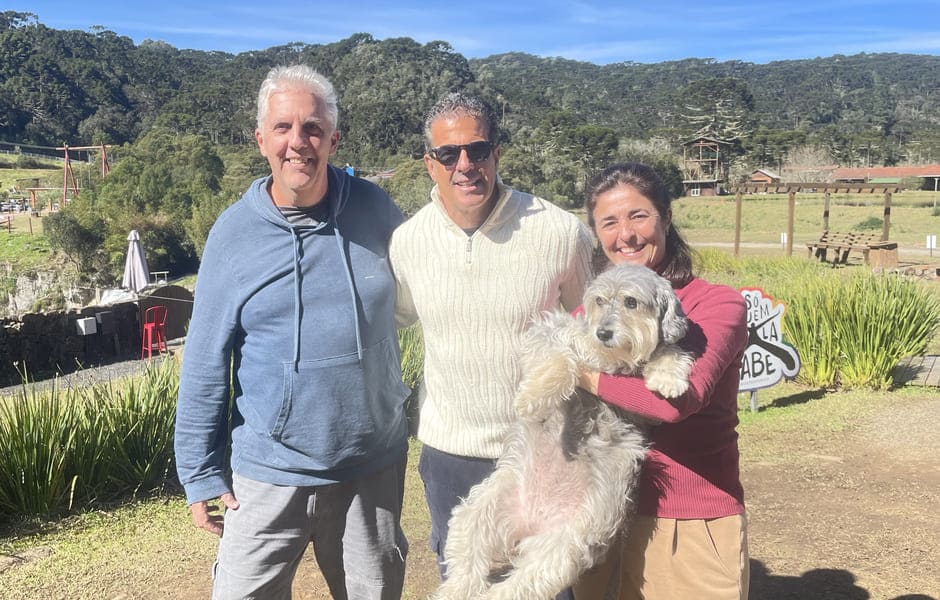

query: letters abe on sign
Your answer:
[738,288,801,392]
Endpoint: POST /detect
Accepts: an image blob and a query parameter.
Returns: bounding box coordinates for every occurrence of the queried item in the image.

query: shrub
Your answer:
[398,324,424,436]
[380,158,432,218]
[782,272,940,389]
[0,359,180,519]
[0,380,82,516]
[0,335,425,520]
[854,216,883,230]
[97,359,178,497]
[695,250,940,390]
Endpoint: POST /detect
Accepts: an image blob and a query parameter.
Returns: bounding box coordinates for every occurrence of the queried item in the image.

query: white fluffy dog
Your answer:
[432,263,694,600]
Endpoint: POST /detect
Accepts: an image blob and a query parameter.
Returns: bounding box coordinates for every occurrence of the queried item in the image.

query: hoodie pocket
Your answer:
[269,337,408,470]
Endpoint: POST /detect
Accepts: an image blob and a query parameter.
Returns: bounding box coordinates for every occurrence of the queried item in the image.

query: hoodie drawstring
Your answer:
[287,223,363,368]
[334,226,364,361]
[290,228,304,369]
[281,167,363,369]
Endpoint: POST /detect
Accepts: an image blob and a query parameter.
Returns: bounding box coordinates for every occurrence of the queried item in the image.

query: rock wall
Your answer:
[2,266,93,318]
[0,302,143,386]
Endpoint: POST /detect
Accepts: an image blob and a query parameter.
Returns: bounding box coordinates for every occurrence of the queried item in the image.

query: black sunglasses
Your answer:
[428,141,495,167]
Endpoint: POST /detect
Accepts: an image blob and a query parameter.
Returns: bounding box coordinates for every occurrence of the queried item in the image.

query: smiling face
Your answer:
[255,85,340,207]
[591,183,670,271]
[424,112,501,229]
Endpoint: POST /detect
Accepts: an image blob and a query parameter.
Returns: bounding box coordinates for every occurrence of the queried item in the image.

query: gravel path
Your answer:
[0,353,175,398]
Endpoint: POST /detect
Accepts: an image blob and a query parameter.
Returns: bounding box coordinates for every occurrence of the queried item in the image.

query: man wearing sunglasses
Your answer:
[390,92,594,599]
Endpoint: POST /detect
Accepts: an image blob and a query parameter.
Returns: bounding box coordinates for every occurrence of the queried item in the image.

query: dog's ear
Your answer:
[658,285,688,344]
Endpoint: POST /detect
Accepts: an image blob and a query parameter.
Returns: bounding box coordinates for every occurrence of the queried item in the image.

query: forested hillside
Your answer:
[2,11,939,169]
[2,10,939,287]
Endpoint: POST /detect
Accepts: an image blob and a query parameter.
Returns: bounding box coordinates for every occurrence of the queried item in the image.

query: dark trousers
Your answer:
[419,444,575,600]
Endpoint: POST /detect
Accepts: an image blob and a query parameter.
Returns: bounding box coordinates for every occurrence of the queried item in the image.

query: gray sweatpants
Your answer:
[212,460,408,600]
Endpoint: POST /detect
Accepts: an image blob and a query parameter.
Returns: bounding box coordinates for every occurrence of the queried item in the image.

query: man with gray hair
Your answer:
[175,64,410,599]
[389,92,594,599]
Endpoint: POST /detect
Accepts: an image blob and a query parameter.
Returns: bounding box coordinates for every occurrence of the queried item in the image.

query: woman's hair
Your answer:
[584,162,694,285]
[256,65,338,131]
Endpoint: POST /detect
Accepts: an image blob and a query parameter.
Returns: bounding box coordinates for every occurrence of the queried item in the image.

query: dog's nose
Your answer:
[596,327,613,342]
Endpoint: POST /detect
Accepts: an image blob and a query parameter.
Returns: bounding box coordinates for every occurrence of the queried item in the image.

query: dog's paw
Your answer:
[642,347,693,398]
[644,371,689,398]
[512,359,576,419]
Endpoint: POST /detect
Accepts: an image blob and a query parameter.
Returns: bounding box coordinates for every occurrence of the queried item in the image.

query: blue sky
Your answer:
[9,1,940,64]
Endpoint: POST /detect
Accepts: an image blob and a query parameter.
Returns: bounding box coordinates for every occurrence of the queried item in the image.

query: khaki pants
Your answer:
[574,514,749,600]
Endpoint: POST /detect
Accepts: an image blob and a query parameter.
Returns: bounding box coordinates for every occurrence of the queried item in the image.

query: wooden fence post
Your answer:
[882,190,892,241]
[787,191,795,256]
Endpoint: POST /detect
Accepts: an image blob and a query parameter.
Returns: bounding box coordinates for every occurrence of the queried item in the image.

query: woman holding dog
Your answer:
[575,162,749,600]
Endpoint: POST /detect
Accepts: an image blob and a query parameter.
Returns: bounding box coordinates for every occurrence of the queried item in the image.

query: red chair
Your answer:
[141,305,168,359]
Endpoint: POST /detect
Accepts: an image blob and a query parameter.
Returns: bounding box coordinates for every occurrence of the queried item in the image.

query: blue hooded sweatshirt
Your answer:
[174,165,410,504]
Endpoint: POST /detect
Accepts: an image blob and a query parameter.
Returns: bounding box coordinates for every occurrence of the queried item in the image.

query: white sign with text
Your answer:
[738,288,801,392]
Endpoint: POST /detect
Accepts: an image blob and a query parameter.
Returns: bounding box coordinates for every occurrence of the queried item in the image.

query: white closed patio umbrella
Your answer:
[121,229,150,293]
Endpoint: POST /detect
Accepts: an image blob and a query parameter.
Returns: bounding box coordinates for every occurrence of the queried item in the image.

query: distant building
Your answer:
[749,168,781,185]
[682,136,730,197]
[831,164,940,190]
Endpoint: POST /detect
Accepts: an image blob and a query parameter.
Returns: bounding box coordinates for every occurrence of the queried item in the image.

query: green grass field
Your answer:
[674,190,940,250]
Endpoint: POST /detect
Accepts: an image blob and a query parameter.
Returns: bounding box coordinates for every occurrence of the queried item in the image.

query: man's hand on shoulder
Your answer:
[189,492,239,536]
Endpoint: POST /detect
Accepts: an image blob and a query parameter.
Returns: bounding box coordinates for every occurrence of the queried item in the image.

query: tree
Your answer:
[680,77,755,149]
[782,145,835,181]
[616,139,685,200]
[332,37,476,165]
[43,208,107,277]
[0,11,36,30]
[563,124,619,182]
[378,157,432,217]
[45,130,227,281]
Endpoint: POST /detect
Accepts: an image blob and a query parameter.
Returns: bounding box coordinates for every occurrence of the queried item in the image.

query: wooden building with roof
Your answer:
[749,168,781,185]
[832,164,940,190]
[682,136,730,197]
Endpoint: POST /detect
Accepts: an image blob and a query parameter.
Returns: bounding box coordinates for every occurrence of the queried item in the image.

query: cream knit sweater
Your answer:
[390,182,594,458]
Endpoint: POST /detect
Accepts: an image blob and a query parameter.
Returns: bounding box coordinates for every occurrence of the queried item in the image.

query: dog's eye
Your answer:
[595,297,605,306]
[624,296,638,309]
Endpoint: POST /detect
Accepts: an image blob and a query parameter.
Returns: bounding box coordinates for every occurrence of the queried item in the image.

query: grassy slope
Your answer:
[0,166,60,197]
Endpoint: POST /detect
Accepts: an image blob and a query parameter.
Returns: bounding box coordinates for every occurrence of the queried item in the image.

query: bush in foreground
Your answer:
[0,358,178,519]
[0,327,427,520]
[696,249,940,389]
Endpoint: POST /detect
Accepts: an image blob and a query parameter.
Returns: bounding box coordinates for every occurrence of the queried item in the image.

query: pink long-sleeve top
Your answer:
[596,276,747,519]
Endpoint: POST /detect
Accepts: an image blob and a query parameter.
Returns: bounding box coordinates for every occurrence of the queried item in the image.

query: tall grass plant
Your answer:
[695,249,940,389]
[97,359,178,496]
[0,380,80,515]
[0,359,179,519]
[398,324,424,436]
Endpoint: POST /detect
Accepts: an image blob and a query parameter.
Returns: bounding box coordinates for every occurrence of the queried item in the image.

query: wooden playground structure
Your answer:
[19,143,110,213]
